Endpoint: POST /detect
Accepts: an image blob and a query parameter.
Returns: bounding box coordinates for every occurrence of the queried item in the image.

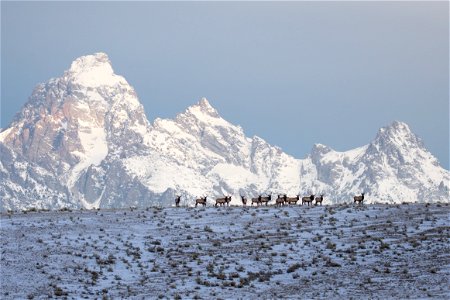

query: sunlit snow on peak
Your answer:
[186,97,220,118]
[374,120,421,149]
[65,52,128,88]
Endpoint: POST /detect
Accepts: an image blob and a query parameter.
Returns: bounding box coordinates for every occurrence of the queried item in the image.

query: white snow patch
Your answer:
[209,163,263,188]
[124,155,211,196]
[66,53,128,88]
[0,127,14,142]
[67,125,108,208]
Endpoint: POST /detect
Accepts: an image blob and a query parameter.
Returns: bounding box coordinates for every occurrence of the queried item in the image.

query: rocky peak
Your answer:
[373,121,421,149]
[63,52,128,88]
[311,143,333,157]
[376,121,415,143]
[172,97,240,140]
[1,52,449,211]
[198,97,213,109]
[68,52,111,72]
[185,97,221,119]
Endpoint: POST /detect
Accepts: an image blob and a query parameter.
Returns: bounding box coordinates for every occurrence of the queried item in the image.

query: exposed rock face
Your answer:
[1,53,152,210]
[1,53,448,211]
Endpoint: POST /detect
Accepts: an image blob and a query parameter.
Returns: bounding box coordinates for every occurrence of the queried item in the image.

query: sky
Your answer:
[1,1,449,169]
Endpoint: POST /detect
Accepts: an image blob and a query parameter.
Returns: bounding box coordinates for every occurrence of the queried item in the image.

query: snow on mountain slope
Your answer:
[301,121,449,203]
[0,53,153,210]
[129,98,301,205]
[0,53,448,211]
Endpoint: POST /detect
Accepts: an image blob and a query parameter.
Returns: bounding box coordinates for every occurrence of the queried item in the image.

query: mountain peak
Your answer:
[185,97,220,119]
[65,52,127,87]
[311,143,333,155]
[370,120,425,157]
[198,97,212,108]
[376,121,417,143]
[388,120,411,131]
[196,97,217,114]
[2,52,449,212]
[69,52,111,72]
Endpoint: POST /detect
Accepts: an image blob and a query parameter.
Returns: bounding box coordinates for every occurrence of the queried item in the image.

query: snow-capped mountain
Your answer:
[0,53,154,210]
[1,53,448,211]
[125,98,302,205]
[301,121,449,203]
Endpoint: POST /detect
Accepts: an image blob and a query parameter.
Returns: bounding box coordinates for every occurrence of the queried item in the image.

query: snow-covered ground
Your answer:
[1,203,449,299]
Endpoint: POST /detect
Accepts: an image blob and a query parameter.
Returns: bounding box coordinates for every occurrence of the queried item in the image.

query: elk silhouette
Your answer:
[215,196,231,207]
[195,197,207,207]
[302,195,315,206]
[241,195,247,206]
[354,193,365,205]
[251,195,261,206]
[276,195,285,207]
[259,195,272,206]
[284,194,300,205]
[315,195,324,206]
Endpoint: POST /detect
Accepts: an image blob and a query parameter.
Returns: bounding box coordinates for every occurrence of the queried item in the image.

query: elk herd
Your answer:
[175,193,366,207]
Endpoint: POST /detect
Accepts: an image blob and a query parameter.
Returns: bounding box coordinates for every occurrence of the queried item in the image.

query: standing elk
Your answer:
[354,193,365,205]
[251,195,261,206]
[302,195,315,206]
[259,195,272,206]
[284,194,300,205]
[315,195,324,206]
[241,195,247,206]
[215,196,231,207]
[175,195,181,207]
[195,197,207,207]
[276,195,285,207]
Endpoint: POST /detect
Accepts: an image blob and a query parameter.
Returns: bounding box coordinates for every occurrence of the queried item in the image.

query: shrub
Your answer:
[287,263,301,273]
[380,242,390,251]
[54,286,68,297]
[326,242,336,250]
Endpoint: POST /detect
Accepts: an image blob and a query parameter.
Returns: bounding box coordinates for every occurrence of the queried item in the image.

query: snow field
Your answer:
[1,203,449,299]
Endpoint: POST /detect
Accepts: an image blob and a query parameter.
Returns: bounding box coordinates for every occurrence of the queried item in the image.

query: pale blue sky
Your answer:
[1,1,449,169]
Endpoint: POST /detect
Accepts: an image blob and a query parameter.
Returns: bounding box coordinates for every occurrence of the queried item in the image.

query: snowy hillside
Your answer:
[1,204,449,298]
[0,52,448,211]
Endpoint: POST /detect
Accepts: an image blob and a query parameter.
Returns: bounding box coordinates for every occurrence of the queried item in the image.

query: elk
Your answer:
[284,194,300,205]
[195,197,207,207]
[302,195,315,206]
[315,195,324,206]
[275,195,285,207]
[175,195,181,207]
[215,196,231,207]
[251,195,261,206]
[259,195,272,206]
[241,195,247,206]
[354,193,365,205]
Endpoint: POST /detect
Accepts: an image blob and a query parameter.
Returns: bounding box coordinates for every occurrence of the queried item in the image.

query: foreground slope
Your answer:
[0,52,448,210]
[1,204,449,298]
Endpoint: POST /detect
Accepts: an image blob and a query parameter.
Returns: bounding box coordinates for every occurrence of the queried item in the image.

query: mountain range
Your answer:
[1,53,448,211]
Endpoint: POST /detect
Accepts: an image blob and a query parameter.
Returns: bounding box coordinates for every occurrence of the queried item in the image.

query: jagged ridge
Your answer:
[1,53,448,211]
